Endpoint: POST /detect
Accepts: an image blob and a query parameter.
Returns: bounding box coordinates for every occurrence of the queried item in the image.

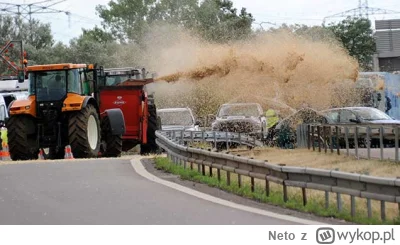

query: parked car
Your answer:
[211,103,267,139]
[320,107,400,147]
[157,108,200,131]
[320,107,400,125]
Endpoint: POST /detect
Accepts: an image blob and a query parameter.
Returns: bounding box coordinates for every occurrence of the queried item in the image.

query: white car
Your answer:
[157,108,200,131]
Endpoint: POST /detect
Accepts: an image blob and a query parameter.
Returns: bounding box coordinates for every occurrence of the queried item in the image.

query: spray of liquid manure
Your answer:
[143,24,359,120]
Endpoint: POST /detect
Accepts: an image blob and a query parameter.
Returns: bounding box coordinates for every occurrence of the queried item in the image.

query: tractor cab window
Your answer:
[29,70,67,102]
[68,69,82,94]
[105,75,129,86]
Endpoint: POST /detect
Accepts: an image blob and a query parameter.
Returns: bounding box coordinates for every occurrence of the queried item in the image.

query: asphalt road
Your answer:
[0,158,306,225]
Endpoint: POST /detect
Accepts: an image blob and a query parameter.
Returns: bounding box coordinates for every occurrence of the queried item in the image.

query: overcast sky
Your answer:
[7,0,400,43]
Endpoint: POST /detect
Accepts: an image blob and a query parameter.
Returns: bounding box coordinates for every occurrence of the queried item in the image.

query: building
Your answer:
[374,19,400,72]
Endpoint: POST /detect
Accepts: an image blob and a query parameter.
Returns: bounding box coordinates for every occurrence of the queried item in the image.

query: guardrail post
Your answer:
[336,126,340,155]
[226,132,229,151]
[325,191,329,209]
[190,131,194,144]
[312,126,315,151]
[251,177,255,192]
[283,182,288,203]
[345,126,350,156]
[351,196,356,217]
[190,161,193,170]
[265,179,270,197]
[354,126,359,158]
[380,126,384,161]
[366,126,371,159]
[172,131,176,141]
[217,168,221,181]
[197,162,201,173]
[227,171,231,186]
[213,131,217,149]
[395,127,399,163]
[181,130,184,145]
[381,201,386,221]
[201,130,205,145]
[337,192,342,212]
[367,198,372,219]
[202,164,205,176]
[302,188,307,206]
[209,166,213,177]
[317,126,321,152]
[238,174,242,188]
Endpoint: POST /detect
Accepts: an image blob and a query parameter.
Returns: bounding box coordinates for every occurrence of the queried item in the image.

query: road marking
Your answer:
[131,157,328,225]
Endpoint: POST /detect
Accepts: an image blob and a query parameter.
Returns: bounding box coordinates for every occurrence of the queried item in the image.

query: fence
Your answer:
[297,123,400,162]
[156,130,400,222]
[164,130,264,150]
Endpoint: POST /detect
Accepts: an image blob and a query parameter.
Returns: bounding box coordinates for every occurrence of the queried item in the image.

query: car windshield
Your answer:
[158,110,194,126]
[218,104,260,117]
[353,108,392,121]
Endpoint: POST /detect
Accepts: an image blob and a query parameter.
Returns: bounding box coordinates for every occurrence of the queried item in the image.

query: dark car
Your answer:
[320,107,400,147]
[320,107,400,125]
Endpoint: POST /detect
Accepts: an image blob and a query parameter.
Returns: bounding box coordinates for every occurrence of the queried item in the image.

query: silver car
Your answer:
[157,108,200,131]
[211,103,267,138]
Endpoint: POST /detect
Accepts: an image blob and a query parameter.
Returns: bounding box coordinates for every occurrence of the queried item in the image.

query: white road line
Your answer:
[130,157,328,225]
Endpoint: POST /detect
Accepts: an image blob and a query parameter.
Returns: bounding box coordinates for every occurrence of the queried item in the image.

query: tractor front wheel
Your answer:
[6,115,38,160]
[68,104,101,158]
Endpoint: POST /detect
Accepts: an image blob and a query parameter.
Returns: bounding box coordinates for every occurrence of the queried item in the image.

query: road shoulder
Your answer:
[140,158,349,225]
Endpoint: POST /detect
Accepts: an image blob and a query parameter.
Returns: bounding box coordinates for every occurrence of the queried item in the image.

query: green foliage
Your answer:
[326,17,376,71]
[96,0,254,43]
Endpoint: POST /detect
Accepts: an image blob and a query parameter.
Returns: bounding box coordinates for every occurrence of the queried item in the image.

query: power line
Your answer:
[0,0,71,29]
[323,0,400,23]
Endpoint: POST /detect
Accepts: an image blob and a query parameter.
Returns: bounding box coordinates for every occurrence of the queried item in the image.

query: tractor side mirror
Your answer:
[17,70,25,83]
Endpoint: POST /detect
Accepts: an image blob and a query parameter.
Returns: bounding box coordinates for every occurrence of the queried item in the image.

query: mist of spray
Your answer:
[143,24,359,119]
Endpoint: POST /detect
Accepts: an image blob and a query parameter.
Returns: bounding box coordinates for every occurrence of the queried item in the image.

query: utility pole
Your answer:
[323,0,400,24]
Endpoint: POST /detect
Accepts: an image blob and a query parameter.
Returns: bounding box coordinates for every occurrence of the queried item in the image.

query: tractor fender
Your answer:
[82,97,99,111]
[102,108,126,135]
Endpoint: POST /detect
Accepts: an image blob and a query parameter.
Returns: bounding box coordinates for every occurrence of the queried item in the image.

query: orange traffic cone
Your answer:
[38,149,45,160]
[2,142,11,161]
[64,145,74,159]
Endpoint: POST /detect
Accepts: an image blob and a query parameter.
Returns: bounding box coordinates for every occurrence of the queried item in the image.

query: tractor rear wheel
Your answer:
[68,104,101,158]
[140,104,160,155]
[101,117,122,157]
[6,115,38,160]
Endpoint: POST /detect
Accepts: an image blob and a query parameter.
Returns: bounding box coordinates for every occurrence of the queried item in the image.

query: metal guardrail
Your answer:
[156,130,400,221]
[297,124,400,162]
[159,130,264,149]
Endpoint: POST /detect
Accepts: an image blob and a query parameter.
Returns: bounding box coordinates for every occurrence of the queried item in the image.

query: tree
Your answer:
[326,17,376,71]
[196,0,254,42]
[96,0,156,43]
[96,0,254,43]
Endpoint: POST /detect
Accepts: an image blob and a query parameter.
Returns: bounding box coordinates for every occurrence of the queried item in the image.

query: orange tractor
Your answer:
[7,63,126,160]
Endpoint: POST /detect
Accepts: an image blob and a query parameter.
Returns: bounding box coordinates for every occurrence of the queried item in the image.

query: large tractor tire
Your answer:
[140,104,160,155]
[6,115,38,160]
[68,104,101,158]
[101,117,122,157]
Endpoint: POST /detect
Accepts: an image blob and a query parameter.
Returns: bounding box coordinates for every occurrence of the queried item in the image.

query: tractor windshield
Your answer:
[29,69,82,101]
